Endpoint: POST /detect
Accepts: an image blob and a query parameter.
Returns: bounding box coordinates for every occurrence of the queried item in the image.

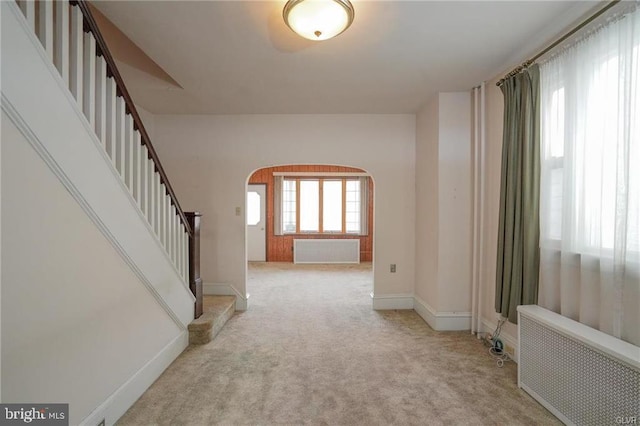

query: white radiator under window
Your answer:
[517,305,640,425]
[293,239,360,264]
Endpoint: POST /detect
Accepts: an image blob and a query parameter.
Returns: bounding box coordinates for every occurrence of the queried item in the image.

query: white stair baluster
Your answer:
[115,97,126,178]
[169,199,175,258]
[140,145,149,217]
[54,1,69,83]
[82,32,96,127]
[177,225,183,278]
[23,0,35,31]
[156,176,162,237]
[104,77,117,164]
[173,209,179,268]
[148,164,156,229]
[125,114,134,192]
[167,203,173,260]
[171,205,177,264]
[134,136,142,207]
[166,195,171,252]
[38,0,53,60]
[165,194,171,252]
[160,183,167,242]
[69,6,83,108]
[25,0,36,31]
[157,175,163,239]
[184,231,189,282]
[183,226,188,281]
[94,57,107,146]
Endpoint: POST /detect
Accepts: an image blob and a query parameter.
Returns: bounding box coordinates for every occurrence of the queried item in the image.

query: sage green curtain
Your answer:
[495,64,540,323]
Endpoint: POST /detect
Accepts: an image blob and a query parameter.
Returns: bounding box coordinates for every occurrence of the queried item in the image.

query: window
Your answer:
[540,40,640,256]
[537,6,640,346]
[246,191,261,226]
[323,180,343,232]
[299,180,320,232]
[282,179,296,233]
[281,178,366,234]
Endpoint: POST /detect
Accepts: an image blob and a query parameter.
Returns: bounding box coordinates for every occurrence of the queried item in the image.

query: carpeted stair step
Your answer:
[188,295,235,345]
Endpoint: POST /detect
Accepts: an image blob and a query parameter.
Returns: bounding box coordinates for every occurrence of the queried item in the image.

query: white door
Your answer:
[247,184,266,261]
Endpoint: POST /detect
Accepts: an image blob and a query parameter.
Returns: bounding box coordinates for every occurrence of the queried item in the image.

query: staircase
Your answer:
[1,1,222,423]
[189,296,236,345]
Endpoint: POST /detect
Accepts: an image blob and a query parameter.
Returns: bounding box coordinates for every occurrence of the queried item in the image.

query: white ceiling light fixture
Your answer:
[283,0,355,41]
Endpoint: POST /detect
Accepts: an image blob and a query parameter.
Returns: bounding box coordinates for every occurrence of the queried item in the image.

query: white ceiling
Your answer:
[93,1,599,114]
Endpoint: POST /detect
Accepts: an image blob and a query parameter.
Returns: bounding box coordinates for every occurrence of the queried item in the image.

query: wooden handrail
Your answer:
[185,212,203,319]
[71,0,192,236]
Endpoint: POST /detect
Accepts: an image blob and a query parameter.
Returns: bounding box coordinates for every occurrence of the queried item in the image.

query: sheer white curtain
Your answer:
[539,6,640,346]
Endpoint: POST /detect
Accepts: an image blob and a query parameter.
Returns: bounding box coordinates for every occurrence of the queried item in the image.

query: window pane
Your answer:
[323,180,342,232]
[282,180,296,233]
[541,86,565,242]
[247,191,261,226]
[300,180,319,232]
[345,180,361,233]
[548,88,564,158]
[549,168,562,240]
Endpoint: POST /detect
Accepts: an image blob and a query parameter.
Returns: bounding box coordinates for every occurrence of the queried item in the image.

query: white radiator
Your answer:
[293,239,360,264]
[517,305,640,425]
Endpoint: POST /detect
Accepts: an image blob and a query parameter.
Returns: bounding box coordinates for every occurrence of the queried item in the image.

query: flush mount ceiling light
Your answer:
[283,0,355,41]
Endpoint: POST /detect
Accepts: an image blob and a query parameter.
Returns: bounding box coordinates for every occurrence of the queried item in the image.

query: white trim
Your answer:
[371,293,414,310]
[480,317,519,363]
[413,295,472,331]
[413,295,437,329]
[203,283,248,311]
[80,331,188,426]
[274,172,369,177]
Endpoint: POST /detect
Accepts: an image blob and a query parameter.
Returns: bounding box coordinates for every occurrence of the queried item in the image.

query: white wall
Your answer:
[415,95,439,307]
[415,92,472,329]
[136,104,156,142]
[1,114,183,424]
[153,114,416,304]
[437,93,472,312]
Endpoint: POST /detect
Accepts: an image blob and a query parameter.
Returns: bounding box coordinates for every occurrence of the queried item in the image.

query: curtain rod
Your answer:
[496,0,621,87]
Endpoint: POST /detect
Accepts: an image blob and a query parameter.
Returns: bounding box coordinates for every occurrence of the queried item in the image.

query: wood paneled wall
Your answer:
[249,165,374,262]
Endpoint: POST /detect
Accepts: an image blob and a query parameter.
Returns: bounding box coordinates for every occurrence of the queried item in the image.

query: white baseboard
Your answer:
[371,293,414,310]
[480,317,519,363]
[203,283,248,311]
[413,295,472,331]
[80,331,188,426]
[413,295,438,329]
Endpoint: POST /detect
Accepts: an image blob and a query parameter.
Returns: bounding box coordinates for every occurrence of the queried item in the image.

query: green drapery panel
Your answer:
[495,65,541,324]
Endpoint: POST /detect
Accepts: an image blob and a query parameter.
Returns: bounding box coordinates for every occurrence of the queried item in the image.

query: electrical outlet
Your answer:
[390,264,396,273]
[505,344,515,358]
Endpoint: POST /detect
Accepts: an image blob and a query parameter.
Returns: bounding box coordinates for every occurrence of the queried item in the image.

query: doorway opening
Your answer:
[245,164,375,307]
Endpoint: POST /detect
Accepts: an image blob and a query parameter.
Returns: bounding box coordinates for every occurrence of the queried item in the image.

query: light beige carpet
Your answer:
[118,262,559,425]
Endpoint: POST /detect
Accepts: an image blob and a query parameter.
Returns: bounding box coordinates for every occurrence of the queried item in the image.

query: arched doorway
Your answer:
[245,164,375,306]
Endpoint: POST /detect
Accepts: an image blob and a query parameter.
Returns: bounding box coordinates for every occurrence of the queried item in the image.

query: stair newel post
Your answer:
[186,212,203,319]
